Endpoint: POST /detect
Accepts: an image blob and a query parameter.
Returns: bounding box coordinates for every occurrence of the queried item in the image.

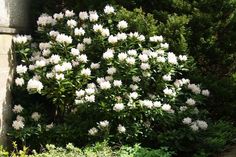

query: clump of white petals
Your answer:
[88,127,98,136]
[182,117,192,125]
[74,27,85,36]
[108,35,118,44]
[117,20,128,30]
[67,19,77,28]
[103,49,114,59]
[81,68,91,76]
[186,98,196,106]
[104,5,115,14]
[113,103,124,112]
[89,11,99,22]
[12,104,23,113]
[31,112,41,121]
[53,12,64,20]
[37,14,56,26]
[27,79,43,93]
[98,120,109,128]
[150,35,163,42]
[15,78,25,86]
[12,119,24,130]
[161,104,171,111]
[79,11,89,20]
[16,65,27,75]
[56,34,72,44]
[65,10,75,17]
[13,35,31,44]
[70,48,80,56]
[188,84,201,94]
[202,89,210,96]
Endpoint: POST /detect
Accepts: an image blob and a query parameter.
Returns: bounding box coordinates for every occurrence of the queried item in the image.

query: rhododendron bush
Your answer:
[12,5,210,149]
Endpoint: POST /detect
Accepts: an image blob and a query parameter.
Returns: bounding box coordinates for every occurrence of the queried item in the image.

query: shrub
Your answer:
[11,5,212,156]
[0,142,173,157]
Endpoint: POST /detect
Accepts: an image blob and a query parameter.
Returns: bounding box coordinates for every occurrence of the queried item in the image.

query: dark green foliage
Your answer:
[0,142,174,157]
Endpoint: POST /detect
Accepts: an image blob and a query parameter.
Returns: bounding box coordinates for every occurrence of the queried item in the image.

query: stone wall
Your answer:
[0,0,31,146]
[0,34,14,146]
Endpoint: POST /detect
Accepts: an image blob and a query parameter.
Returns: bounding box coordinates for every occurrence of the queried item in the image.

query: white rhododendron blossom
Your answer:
[161,104,171,111]
[89,11,99,22]
[117,20,128,29]
[104,5,115,14]
[101,28,110,37]
[13,5,210,143]
[67,19,77,28]
[16,65,27,74]
[39,42,51,50]
[31,112,41,121]
[160,43,169,49]
[103,49,114,59]
[12,104,23,113]
[27,79,43,93]
[182,117,192,125]
[15,77,25,86]
[74,27,85,36]
[81,68,91,76]
[196,120,208,130]
[88,127,98,136]
[50,54,61,64]
[117,33,127,40]
[108,35,118,44]
[99,81,111,90]
[179,55,188,61]
[113,103,124,112]
[12,120,24,130]
[202,89,210,96]
[79,11,89,20]
[163,74,171,81]
[118,53,128,61]
[190,122,199,131]
[113,80,122,87]
[53,12,64,20]
[91,63,100,69]
[16,115,25,122]
[83,38,92,44]
[188,84,201,94]
[70,48,80,56]
[149,35,163,42]
[186,98,196,106]
[13,35,31,44]
[98,120,109,128]
[37,14,56,26]
[93,24,103,32]
[117,124,126,133]
[56,34,72,44]
[65,10,75,17]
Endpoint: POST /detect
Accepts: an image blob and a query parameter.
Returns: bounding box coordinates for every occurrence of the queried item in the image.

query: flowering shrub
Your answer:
[12,5,210,151]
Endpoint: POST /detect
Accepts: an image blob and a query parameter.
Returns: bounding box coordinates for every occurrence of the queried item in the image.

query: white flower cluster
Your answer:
[56,34,72,44]
[12,118,24,130]
[16,65,27,75]
[13,35,31,44]
[27,79,43,93]
[37,14,56,26]
[182,117,208,131]
[75,84,96,104]
[15,77,25,86]
[31,112,41,121]
[12,104,23,113]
